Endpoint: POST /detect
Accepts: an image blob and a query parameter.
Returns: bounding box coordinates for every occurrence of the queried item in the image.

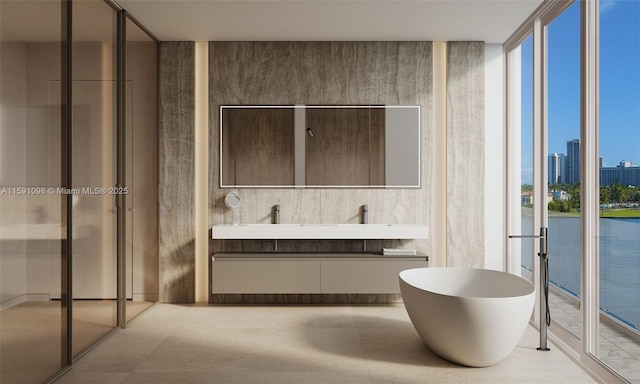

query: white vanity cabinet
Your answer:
[211,224,429,295]
[211,253,428,294]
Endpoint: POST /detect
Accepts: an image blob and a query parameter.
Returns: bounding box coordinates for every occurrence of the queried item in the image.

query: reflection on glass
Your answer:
[598,0,640,380]
[0,1,67,383]
[305,107,386,186]
[546,1,581,340]
[222,107,295,186]
[71,0,118,355]
[125,17,158,322]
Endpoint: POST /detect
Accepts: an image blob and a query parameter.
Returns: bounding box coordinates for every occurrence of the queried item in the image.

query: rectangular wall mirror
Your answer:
[220,105,421,188]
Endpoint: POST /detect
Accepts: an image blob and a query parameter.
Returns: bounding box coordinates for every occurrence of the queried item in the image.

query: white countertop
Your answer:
[211,223,429,240]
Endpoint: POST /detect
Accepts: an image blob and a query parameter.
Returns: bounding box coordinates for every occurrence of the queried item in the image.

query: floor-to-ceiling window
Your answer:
[507,33,535,283]
[546,0,582,341]
[597,0,640,379]
[506,1,640,383]
[0,1,158,382]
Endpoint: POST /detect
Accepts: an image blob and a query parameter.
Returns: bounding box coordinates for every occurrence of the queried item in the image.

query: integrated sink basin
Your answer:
[211,223,428,240]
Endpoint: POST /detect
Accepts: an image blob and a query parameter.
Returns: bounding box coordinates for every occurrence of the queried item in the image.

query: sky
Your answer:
[520,0,640,184]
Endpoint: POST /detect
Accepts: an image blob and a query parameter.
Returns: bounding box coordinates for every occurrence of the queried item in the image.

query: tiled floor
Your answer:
[0,300,153,384]
[549,290,640,384]
[56,303,597,384]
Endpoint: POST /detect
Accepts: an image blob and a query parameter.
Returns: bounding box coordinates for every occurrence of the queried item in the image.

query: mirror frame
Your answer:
[219,105,421,188]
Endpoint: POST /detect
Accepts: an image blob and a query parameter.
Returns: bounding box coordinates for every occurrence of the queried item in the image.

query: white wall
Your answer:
[484,43,505,271]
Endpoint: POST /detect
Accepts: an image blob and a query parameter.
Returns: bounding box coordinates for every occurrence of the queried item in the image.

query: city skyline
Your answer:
[520,1,640,185]
[548,137,639,187]
[550,138,638,168]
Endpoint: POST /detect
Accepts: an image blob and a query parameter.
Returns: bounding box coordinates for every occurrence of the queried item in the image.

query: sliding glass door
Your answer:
[545,0,582,341]
[597,0,640,377]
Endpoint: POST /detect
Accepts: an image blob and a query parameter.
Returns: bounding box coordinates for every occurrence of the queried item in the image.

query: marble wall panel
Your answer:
[208,42,433,302]
[158,40,488,303]
[159,42,195,302]
[446,42,485,267]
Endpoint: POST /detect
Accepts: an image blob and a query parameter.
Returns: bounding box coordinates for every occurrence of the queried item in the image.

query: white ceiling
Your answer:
[0,0,543,44]
[116,0,543,44]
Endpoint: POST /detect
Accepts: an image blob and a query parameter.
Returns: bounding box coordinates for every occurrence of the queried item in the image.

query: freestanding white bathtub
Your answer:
[399,268,535,367]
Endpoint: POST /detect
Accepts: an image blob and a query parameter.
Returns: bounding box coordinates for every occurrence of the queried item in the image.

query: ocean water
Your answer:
[521,216,640,331]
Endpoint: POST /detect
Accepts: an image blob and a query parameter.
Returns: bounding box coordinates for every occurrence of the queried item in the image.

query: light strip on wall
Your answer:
[194,42,209,303]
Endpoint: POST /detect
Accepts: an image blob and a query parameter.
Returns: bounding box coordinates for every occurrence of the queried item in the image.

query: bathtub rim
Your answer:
[399,267,535,300]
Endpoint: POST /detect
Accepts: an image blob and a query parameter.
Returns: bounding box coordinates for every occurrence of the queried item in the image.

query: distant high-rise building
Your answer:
[548,152,563,184]
[566,139,580,184]
[600,160,640,186]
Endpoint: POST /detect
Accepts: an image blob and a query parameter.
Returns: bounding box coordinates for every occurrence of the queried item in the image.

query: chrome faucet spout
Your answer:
[361,204,369,251]
[273,205,280,224]
[361,204,369,224]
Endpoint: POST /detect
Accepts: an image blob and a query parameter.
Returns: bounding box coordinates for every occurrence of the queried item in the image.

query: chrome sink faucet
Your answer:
[361,204,368,251]
[272,204,281,251]
[361,204,369,224]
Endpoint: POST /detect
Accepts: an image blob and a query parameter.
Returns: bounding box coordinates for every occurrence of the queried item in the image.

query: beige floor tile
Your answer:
[54,371,129,384]
[123,370,371,384]
[52,303,601,384]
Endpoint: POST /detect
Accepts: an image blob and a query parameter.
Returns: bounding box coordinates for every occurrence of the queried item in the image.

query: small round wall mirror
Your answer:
[224,191,241,209]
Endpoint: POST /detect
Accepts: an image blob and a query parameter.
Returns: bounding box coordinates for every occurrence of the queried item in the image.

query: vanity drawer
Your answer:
[212,260,321,294]
[320,259,428,294]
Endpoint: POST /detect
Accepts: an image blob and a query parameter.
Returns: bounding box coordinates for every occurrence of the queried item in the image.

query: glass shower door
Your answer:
[124,17,158,322]
[71,0,118,355]
[0,1,68,382]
